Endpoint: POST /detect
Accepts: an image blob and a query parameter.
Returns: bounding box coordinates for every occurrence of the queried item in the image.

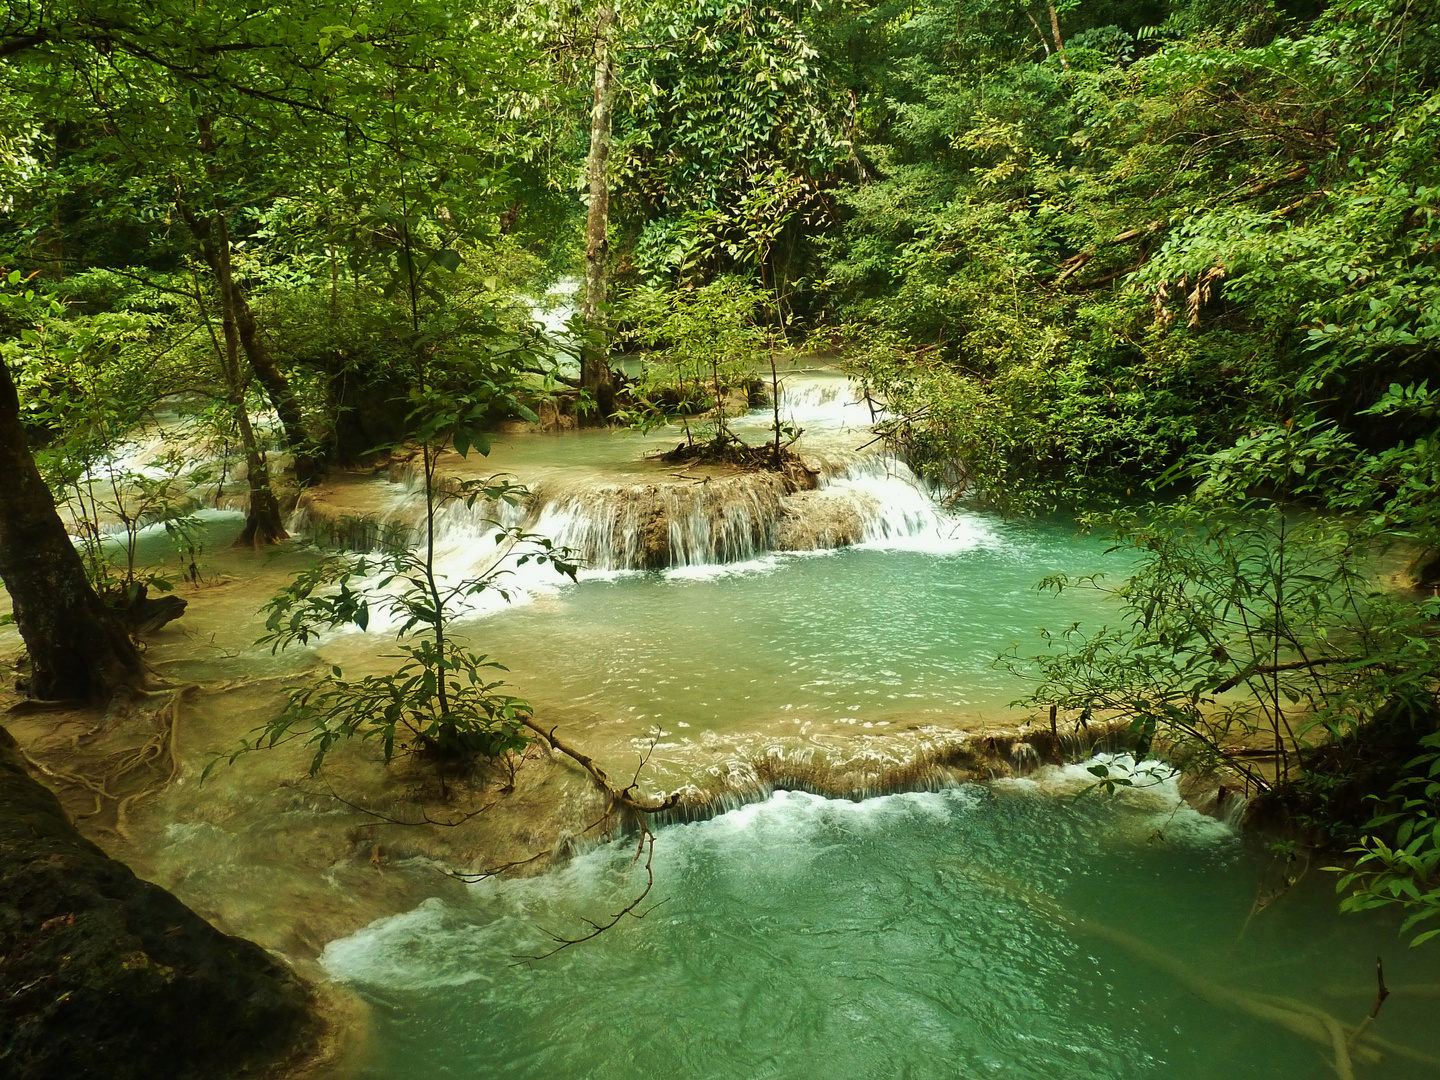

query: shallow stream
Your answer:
[324,770,1440,1079]
[6,366,1437,1077]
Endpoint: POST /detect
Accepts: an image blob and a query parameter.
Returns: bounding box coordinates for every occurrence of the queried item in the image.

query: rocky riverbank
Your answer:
[0,725,319,1080]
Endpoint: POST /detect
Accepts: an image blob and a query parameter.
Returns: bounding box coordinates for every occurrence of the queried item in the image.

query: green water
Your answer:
[105,455,1440,1080]
[487,519,1127,735]
[322,777,1439,1079]
[477,368,867,482]
[119,495,1126,739]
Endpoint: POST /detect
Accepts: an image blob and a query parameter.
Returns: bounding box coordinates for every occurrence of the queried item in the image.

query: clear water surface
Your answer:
[324,774,1440,1079]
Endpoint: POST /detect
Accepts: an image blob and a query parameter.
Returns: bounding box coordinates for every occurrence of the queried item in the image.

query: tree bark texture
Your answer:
[0,726,317,1077]
[1046,1,1070,68]
[580,5,617,419]
[181,202,321,486]
[0,360,143,703]
[206,212,290,548]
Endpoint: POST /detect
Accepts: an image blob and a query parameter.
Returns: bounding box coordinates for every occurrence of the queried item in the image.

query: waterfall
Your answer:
[771,374,880,430]
[297,446,994,583]
[513,451,994,573]
[529,473,791,571]
[288,370,992,609]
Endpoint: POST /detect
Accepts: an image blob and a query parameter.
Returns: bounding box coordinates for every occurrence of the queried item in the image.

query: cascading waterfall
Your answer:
[294,447,992,628]
[312,759,1440,1080]
[61,406,289,542]
[738,371,881,431]
[283,370,1001,623]
[440,449,993,574]
[527,472,791,571]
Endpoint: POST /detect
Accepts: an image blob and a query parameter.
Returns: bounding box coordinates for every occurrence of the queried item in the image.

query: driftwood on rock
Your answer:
[115,583,189,635]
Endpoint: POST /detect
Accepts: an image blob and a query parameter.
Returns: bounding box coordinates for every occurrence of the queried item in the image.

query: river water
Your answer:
[306,374,1435,1078]
[7,365,1438,1076]
[323,772,1440,1079]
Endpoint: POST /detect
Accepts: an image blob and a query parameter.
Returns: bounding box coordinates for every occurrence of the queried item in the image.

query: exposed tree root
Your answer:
[306,775,500,828]
[20,685,194,843]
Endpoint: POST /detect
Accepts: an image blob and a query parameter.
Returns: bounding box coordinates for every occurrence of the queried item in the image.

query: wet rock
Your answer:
[0,726,316,1080]
[636,495,670,569]
[776,491,870,551]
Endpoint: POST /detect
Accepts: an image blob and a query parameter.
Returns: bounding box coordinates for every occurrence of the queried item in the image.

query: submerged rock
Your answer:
[0,726,316,1080]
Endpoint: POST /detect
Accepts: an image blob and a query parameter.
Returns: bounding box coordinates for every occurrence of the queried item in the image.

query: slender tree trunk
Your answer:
[1025,11,1052,57]
[580,4,617,420]
[182,209,320,485]
[206,234,289,548]
[46,125,67,280]
[1046,1,1070,68]
[189,117,320,484]
[176,174,289,545]
[232,290,320,485]
[0,359,143,702]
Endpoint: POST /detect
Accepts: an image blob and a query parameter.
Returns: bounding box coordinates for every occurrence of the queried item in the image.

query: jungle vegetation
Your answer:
[1,0,1438,940]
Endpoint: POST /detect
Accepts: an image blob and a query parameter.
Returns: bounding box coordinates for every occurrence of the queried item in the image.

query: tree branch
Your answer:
[1212,655,1364,695]
[1054,221,1164,284]
[521,717,680,815]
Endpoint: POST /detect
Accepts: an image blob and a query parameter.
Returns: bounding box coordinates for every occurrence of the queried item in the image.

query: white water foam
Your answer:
[517,451,997,574]
[319,787,984,990]
[735,373,883,434]
[822,454,996,555]
[303,371,995,634]
[340,487,580,633]
[330,449,1000,631]
[992,753,1240,846]
[526,276,582,371]
[319,775,1234,994]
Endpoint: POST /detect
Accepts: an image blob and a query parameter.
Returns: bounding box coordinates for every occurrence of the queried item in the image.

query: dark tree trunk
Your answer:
[580,4,617,420]
[181,203,321,485]
[208,217,289,548]
[0,360,143,703]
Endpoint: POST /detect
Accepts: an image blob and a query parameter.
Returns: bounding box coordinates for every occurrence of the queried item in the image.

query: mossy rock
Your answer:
[0,727,316,1080]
